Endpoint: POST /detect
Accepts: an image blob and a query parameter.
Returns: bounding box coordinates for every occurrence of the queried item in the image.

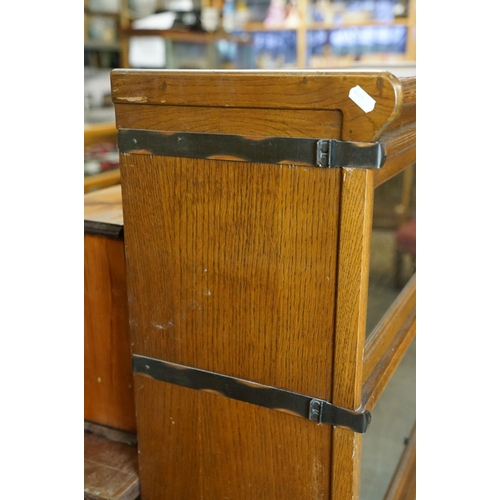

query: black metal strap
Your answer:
[118,129,385,170]
[133,354,371,433]
[84,220,124,239]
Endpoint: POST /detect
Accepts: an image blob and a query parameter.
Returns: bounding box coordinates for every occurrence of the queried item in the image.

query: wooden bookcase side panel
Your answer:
[134,376,333,499]
[111,69,404,142]
[120,153,341,399]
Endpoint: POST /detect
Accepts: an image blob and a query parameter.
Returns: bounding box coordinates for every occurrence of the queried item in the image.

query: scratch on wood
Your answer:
[122,96,148,103]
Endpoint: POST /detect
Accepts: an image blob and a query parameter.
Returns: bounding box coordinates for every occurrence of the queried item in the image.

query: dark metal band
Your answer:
[84,220,124,239]
[118,129,385,170]
[133,354,371,433]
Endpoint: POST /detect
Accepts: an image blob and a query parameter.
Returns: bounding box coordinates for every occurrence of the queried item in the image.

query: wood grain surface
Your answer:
[111,70,406,141]
[119,142,342,498]
[114,104,343,140]
[120,155,341,399]
[331,168,374,499]
[84,228,136,432]
[134,375,332,499]
[112,70,417,499]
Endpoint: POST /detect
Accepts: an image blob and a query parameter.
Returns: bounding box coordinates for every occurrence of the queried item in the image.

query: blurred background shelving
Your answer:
[84,0,415,181]
[85,0,415,71]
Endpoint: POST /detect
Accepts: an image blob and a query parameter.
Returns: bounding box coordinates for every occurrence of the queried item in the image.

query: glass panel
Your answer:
[366,165,416,337]
[360,338,416,500]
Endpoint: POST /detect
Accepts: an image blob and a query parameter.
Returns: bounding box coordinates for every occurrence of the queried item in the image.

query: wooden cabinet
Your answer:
[110,68,416,499]
[84,185,135,433]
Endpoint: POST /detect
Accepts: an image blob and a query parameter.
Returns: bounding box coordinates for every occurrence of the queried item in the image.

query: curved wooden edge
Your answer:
[375,123,416,187]
[111,70,410,142]
[383,423,416,500]
[84,169,121,193]
[363,275,416,382]
[330,168,373,499]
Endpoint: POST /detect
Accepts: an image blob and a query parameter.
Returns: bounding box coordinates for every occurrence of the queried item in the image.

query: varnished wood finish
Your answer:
[363,276,416,385]
[375,124,416,187]
[120,154,340,498]
[111,69,406,141]
[383,424,416,500]
[114,104,343,139]
[112,70,416,499]
[332,168,374,498]
[120,156,341,396]
[375,79,416,186]
[135,376,332,499]
[84,431,140,500]
[84,186,136,433]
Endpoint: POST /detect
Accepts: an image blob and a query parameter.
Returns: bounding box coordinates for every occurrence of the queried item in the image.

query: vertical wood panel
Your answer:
[84,234,136,433]
[135,375,332,499]
[331,169,374,499]
[120,153,342,498]
[121,155,341,399]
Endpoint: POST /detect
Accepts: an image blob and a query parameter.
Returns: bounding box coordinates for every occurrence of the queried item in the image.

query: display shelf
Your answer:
[120,27,252,43]
[85,40,121,51]
[84,0,416,70]
[110,68,416,500]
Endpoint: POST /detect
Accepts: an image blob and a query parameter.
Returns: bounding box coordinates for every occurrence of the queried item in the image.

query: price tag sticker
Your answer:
[348,85,376,113]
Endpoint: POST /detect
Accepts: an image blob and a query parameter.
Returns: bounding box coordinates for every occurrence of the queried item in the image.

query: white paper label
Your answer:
[129,36,166,68]
[348,85,376,113]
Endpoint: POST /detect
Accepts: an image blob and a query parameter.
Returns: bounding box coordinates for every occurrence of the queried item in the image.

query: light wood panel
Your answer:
[120,155,341,398]
[134,376,332,499]
[331,168,374,499]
